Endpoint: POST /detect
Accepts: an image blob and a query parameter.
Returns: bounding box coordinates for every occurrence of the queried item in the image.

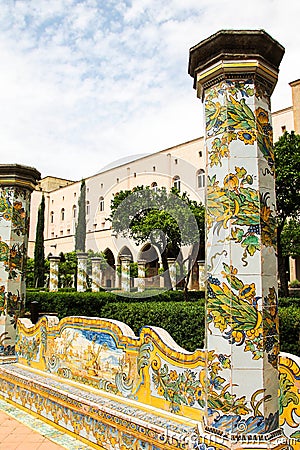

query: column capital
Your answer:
[76,252,88,259]
[137,259,146,265]
[120,255,131,262]
[90,257,103,262]
[167,258,176,263]
[188,29,285,99]
[48,256,61,263]
[0,164,41,192]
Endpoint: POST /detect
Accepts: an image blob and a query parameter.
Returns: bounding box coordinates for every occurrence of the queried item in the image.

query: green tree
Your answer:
[281,219,300,259]
[274,131,300,296]
[34,194,45,287]
[75,180,86,252]
[109,186,205,291]
[26,257,35,288]
[58,251,77,288]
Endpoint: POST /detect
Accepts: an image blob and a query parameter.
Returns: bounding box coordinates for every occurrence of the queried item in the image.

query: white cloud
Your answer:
[0,0,299,179]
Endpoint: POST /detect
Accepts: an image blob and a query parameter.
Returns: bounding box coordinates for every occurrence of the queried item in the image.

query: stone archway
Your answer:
[138,243,160,288]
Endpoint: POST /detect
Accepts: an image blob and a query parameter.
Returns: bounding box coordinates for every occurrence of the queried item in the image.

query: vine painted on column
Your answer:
[207,263,279,364]
[0,240,24,279]
[0,188,28,235]
[207,167,276,264]
[205,80,274,170]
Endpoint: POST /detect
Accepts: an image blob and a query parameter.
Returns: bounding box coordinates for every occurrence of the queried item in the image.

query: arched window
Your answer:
[50,211,54,223]
[61,208,65,221]
[99,196,104,212]
[86,200,90,215]
[72,205,77,218]
[151,182,158,192]
[197,169,205,188]
[173,175,181,192]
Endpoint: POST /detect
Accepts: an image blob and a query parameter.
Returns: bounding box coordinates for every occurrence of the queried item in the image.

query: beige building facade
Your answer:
[28,79,300,284]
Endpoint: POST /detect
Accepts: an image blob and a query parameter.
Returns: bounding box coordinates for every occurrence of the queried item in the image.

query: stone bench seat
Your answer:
[0,362,199,449]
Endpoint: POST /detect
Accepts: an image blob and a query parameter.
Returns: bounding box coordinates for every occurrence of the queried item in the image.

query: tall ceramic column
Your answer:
[137,260,146,292]
[167,258,176,290]
[77,252,87,292]
[197,260,205,291]
[91,257,102,292]
[189,30,285,438]
[120,256,130,292]
[0,164,40,361]
[49,256,60,292]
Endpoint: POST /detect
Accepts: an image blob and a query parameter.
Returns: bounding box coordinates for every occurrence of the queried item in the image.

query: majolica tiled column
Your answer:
[49,256,60,292]
[197,260,205,292]
[120,256,130,292]
[167,258,176,290]
[137,260,146,292]
[77,252,87,292]
[0,164,40,360]
[91,257,102,292]
[189,30,285,438]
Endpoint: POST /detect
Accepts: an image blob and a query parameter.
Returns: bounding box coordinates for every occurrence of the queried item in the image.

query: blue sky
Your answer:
[0,0,299,180]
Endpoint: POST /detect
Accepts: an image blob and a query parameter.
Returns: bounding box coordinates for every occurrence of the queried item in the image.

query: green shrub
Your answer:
[24,291,299,356]
[279,306,300,356]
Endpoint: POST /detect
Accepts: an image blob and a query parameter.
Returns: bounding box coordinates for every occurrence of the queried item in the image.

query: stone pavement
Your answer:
[0,398,94,450]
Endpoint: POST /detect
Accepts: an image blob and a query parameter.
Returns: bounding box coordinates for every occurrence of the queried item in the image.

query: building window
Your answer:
[72,205,77,218]
[199,151,202,157]
[51,232,54,238]
[61,208,65,221]
[100,183,103,188]
[62,196,64,201]
[133,173,136,177]
[74,192,76,197]
[50,211,54,223]
[116,178,119,183]
[153,166,156,172]
[67,229,71,234]
[173,175,181,192]
[99,196,104,212]
[86,201,90,215]
[281,125,286,133]
[197,169,205,188]
[175,159,178,165]
[60,230,63,236]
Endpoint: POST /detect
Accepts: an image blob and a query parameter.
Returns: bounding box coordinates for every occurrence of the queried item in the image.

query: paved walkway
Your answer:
[0,398,94,450]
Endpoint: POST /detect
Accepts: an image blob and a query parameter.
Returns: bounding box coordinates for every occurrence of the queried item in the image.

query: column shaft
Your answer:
[121,257,130,292]
[49,256,60,292]
[189,30,285,437]
[77,252,88,292]
[137,260,146,292]
[0,164,40,359]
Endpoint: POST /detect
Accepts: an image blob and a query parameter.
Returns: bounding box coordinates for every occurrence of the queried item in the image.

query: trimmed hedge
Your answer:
[25,291,299,355]
[278,306,300,356]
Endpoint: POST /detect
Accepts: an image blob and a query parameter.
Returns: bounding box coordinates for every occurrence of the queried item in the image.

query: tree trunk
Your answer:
[161,252,172,290]
[183,256,193,301]
[277,227,289,297]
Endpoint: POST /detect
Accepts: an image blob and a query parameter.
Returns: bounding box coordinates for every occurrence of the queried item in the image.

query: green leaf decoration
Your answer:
[241,234,260,256]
